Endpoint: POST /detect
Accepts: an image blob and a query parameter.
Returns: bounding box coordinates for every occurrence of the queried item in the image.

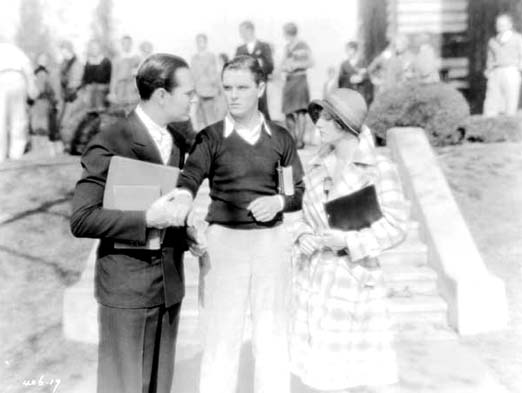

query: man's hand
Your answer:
[298,234,322,257]
[145,194,178,229]
[247,195,283,222]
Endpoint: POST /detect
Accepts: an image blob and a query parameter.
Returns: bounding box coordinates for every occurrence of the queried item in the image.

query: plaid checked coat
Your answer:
[289,128,409,390]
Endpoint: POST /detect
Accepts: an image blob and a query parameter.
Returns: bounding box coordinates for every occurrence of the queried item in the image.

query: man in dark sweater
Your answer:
[169,55,304,393]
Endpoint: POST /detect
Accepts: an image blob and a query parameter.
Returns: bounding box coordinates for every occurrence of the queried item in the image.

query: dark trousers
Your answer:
[259,89,271,121]
[97,303,181,393]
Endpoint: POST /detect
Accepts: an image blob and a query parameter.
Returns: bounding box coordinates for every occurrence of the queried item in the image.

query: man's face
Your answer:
[239,26,254,43]
[88,41,101,57]
[496,16,512,34]
[196,36,207,52]
[222,69,264,119]
[163,67,195,122]
[346,46,356,59]
[121,37,133,53]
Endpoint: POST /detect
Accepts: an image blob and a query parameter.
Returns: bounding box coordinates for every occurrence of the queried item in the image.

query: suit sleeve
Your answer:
[70,132,148,243]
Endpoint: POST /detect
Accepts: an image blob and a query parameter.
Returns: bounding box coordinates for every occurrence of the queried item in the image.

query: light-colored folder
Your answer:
[103,156,180,250]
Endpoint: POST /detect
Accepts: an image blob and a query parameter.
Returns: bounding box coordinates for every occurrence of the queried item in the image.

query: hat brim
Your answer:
[308,99,360,137]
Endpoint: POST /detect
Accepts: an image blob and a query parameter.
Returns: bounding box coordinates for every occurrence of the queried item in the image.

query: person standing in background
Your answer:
[57,40,83,146]
[82,39,112,112]
[109,35,141,114]
[338,41,366,90]
[411,33,440,84]
[236,20,274,120]
[281,22,313,149]
[368,34,413,96]
[30,63,60,153]
[0,39,37,162]
[191,33,224,130]
[139,41,154,61]
[337,40,373,103]
[483,13,522,116]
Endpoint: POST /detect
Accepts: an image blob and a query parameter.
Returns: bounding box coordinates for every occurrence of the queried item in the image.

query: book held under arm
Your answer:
[103,156,180,249]
[324,185,383,231]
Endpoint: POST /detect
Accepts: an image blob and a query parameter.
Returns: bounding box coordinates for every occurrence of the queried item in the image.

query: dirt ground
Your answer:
[0,142,521,392]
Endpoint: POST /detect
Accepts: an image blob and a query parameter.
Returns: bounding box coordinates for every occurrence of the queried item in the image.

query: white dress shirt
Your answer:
[135,105,173,164]
[246,40,257,54]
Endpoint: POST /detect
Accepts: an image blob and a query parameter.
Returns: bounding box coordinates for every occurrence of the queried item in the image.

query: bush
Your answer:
[366,82,470,146]
[463,115,522,143]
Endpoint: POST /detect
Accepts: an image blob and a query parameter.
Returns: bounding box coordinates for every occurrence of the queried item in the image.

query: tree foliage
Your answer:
[14,0,51,62]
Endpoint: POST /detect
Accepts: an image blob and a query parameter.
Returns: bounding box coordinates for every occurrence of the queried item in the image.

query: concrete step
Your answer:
[388,295,448,331]
[383,265,438,297]
[380,246,428,266]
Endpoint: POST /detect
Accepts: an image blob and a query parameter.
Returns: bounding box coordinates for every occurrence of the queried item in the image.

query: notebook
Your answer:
[324,185,383,231]
[103,156,180,249]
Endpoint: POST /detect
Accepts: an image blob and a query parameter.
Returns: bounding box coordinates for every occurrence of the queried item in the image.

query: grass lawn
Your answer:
[0,141,521,392]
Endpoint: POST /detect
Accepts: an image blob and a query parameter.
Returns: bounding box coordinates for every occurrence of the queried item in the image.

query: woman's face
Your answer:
[316,110,350,146]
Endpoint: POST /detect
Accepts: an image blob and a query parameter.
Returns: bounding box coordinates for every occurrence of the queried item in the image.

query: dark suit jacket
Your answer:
[236,40,274,77]
[338,59,364,89]
[70,110,189,309]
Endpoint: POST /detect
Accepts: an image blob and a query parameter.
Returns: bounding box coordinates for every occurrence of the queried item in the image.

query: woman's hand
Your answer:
[298,234,322,256]
[320,229,346,251]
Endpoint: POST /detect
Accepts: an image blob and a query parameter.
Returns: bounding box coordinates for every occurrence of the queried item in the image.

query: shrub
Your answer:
[463,115,522,143]
[366,82,470,146]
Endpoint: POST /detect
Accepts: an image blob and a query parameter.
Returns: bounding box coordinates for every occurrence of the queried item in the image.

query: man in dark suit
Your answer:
[70,53,195,393]
[236,20,274,120]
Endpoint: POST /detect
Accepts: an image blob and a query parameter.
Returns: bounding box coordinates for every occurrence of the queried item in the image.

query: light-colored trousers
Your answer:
[483,66,521,116]
[0,72,29,162]
[199,224,291,393]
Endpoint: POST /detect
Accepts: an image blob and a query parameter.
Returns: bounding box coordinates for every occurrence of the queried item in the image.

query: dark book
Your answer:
[324,185,383,231]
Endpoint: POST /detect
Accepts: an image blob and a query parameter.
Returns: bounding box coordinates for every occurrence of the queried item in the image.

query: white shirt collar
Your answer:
[135,105,168,139]
[498,30,514,43]
[223,112,272,138]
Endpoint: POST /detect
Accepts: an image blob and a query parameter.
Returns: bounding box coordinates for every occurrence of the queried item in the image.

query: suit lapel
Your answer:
[128,110,164,165]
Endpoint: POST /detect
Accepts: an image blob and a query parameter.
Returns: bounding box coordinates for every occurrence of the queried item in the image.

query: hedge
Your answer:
[366,82,470,146]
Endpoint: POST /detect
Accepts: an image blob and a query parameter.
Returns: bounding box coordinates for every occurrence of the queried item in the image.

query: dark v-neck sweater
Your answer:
[177,120,304,229]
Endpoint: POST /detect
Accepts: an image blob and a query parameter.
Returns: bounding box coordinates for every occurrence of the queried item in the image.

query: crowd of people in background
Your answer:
[1,12,521,163]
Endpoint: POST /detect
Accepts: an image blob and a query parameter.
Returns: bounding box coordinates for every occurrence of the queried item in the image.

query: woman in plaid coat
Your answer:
[289,88,409,392]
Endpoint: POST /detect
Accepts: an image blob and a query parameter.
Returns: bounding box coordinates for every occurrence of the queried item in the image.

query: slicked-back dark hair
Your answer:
[222,55,266,85]
[136,53,189,100]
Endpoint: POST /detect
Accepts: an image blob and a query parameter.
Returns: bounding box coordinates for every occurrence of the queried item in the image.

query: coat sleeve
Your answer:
[70,130,148,243]
[343,157,409,262]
